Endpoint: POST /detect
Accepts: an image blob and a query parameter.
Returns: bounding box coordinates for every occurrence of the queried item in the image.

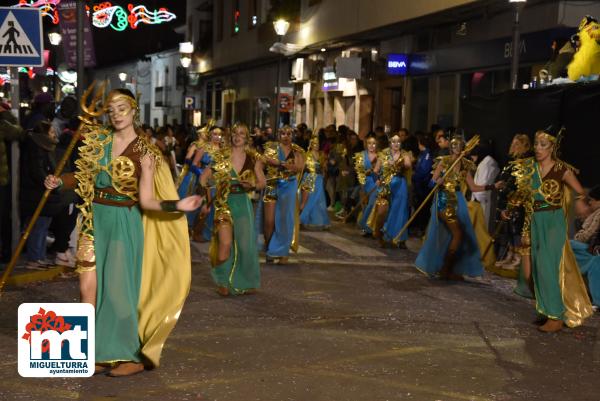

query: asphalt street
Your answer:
[0,221,599,401]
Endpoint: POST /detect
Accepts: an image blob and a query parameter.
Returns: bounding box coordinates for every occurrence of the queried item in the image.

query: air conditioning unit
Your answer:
[335,56,362,79]
[290,58,310,82]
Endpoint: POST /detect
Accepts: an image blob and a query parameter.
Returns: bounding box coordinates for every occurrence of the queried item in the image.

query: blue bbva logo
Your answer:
[18,303,95,377]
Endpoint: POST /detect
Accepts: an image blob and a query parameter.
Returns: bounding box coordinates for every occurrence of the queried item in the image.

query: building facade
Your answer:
[98,0,600,135]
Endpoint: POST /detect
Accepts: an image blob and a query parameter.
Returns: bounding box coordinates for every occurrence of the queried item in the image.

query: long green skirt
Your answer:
[93,203,144,364]
[211,193,260,294]
[531,209,567,319]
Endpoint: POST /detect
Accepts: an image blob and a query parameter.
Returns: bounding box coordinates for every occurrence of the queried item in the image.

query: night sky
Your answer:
[0,0,186,67]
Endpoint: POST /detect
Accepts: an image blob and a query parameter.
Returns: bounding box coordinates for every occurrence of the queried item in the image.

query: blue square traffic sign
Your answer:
[0,7,43,67]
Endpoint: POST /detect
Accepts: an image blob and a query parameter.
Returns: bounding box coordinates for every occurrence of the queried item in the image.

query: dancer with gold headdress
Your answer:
[354,132,379,237]
[509,127,593,332]
[200,124,266,296]
[299,131,330,230]
[415,133,496,280]
[190,126,224,241]
[259,125,305,264]
[44,88,202,376]
[370,132,413,248]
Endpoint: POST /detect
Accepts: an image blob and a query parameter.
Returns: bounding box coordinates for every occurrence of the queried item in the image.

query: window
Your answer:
[248,0,259,29]
[232,0,241,35]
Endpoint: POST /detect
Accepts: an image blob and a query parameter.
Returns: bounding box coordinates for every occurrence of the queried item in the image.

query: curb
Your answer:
[5,265,71,287]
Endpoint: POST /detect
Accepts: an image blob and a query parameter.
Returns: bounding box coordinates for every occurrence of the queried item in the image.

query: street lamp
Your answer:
[273,19,289,128]
[509,0,527,89]
[118,72,127,87]
[48,32,62,46]
[179,42,194,130]
[47,31,62,100]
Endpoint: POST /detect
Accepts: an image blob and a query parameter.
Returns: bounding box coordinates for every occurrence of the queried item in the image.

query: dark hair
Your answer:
[416,131,432,149]
[589,185,600,201]
[365,131,377,140]
[113,88,136,99]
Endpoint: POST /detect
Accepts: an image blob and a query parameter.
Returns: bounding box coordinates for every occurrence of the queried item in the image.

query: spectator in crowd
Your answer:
[399,128,420,159]
[571,186,600,306]
[47,118,80,268]
[433,128,450,157]
[411,132,434,237]
[294,123,310,150]
[374,126,389,150]
[0,102,23,263]
[336,130,363,220]
[22,92,55,130]
[252,126,268,152]
[470,142,500,229]
[20,121,62,269]
[51,96,77,136]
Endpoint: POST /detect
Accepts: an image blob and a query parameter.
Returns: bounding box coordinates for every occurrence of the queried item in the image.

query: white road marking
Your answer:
[302,231,387,257]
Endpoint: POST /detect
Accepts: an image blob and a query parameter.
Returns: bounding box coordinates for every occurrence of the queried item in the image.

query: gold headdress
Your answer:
[105,88,141,127]
[535,126,564,159]
[449,129,466,153]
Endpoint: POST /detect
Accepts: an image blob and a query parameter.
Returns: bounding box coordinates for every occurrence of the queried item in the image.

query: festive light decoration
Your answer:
[16,0,60,24]
[13,1,176,31]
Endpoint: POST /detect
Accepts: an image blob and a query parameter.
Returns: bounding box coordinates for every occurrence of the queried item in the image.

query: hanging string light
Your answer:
[13,0,176,31]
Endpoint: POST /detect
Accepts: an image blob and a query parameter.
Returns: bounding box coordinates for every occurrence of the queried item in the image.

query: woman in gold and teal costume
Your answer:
[258,125,305,264]
[299,132,330,230]
[45,88,202,376]
[370,132,412,248]
[415,135,494,280]
[354,133,379,236]
[180,126,223,241]
[200,124,266,296]
[510,128,593,332]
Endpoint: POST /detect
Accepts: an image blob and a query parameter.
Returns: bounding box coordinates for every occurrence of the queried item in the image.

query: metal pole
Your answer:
[183,69,187,131]
[10,67,20,253]
[275,34,283,129]
[275,55,281,129]
[510,4,523,90]
[76,1,85,104]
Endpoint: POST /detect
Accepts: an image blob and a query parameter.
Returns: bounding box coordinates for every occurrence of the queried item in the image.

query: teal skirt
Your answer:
[531,209,566,319]
[211,193,260,294]
[93,202,144,364]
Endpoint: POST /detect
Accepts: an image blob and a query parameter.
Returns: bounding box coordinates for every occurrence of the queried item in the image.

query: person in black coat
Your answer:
[20,120,63,269]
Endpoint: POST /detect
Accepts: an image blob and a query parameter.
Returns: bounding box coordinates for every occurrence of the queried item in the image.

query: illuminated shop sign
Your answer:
[322,66,338,91]
[387,54,408,75]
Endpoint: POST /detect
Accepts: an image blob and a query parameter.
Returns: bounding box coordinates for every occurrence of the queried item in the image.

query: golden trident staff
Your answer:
[343,185,378,223]
[391,135,480,246]
[0,81,107,293]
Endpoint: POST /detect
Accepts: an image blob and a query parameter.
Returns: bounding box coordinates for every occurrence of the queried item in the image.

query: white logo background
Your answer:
[18,303,95,378]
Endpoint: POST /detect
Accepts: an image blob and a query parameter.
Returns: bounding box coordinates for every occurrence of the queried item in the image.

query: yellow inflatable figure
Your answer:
[568,16,600,81]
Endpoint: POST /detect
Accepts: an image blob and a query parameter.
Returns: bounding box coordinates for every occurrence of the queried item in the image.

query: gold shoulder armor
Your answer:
[133,135,163,166]
[291,143,306,155]
[462,157,476,174]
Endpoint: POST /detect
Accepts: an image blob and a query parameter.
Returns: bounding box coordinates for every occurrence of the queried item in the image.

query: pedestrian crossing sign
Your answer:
[0,8,43,67]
